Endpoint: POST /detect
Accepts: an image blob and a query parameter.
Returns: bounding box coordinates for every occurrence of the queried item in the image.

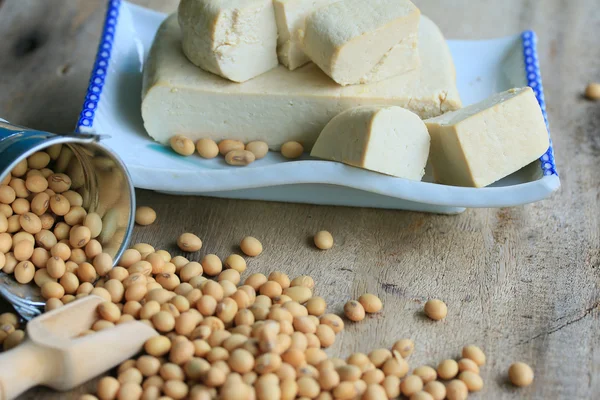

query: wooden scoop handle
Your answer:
[0,339,54,400]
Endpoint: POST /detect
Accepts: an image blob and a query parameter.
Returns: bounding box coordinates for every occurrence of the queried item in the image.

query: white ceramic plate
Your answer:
[77,0,559,214]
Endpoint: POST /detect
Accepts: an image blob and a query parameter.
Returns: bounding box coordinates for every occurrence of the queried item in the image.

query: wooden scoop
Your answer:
[0,295,157,400]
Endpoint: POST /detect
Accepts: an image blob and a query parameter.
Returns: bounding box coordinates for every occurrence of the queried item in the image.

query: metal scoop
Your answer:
[0,295,157,400]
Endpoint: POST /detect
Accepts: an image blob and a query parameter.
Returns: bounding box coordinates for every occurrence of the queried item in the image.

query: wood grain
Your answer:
[0,0,598,399]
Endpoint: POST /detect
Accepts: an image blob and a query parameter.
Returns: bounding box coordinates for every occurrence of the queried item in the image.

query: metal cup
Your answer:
[0,120,135,319]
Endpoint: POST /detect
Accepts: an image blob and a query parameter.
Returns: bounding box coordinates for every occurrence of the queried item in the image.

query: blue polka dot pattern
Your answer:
[76,0,121,131]
[522,31,557,177]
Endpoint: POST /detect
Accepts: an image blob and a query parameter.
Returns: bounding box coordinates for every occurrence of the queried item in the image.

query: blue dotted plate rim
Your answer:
[76,1,558,178]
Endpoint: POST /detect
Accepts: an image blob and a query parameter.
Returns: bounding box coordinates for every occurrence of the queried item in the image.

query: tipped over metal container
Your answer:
[0,119,135,319]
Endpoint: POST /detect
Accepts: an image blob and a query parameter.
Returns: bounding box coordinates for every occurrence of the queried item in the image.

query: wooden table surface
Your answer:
[0,0,599,399]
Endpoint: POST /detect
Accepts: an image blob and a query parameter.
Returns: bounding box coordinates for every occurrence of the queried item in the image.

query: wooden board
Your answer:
[0,0,598,398]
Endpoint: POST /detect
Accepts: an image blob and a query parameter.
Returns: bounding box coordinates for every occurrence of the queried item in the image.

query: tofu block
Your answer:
[273,0,340,70]
[425,87,550,188]
[311,106,430,180]
[141,14,461,150]
[301,0,420,85]
[178,0,278,83]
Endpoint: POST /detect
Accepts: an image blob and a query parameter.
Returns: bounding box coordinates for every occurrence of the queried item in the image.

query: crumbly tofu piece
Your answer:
[425,87,549,188]
[273,0,340,70]
[141,14,460,150]
[300,0,420,85]
[311,106,430,180]
[178,0,278,83]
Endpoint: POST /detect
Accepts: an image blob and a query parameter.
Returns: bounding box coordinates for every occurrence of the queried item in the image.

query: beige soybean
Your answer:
[200,254,222,276]
[14,261,35,284]
[93,253,113,277]
[64,206,87,226]
[462,345,486,366]
[392,339,414,358]
[313,231,333,250]
[224,254,246,273]
[195,138,219,159]
[77,262,97,283]
[240,236,262,257]
[63,190,83,207]
[30,193,50,216]
[458,371,483,392]
[60,273,80,295]
[437,359,459,380]
[13,240,34,261]
[177,233,202,252]
[170,135,195,156]
[344,300,365,322]
[457,358,480,374]
[135,207,156,226]
[53,223,71,242]
[218,139,245,156]
[25,175,48,193]
[412,366,437,384]
[282,286,312,304]
[225,150,255,166]
[49,194,70,216]
[0,185,16,204]
[47,256,66,279]
[281,141,303,159]
[245,141,269,159]
[585,82,600,100]
[424,299,447,321]
[508,362,534,387]
[98,301,122,323]
[145,335,172,357]
[423,381,446,400]
[320,314,344,333]
[41,281,65,299]
[11,198,30,215]
[445,379,468,400]
[70,225,92,248]
[85,239,103,260]
[48,173,71,193]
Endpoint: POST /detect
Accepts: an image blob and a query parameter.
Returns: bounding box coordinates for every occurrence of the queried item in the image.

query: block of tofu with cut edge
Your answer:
[300,0,421,86]
[274,0,340,70]
[178,0,278,83]
[311,106,430,180]
[425,87,550,188]
[141,14,460,150]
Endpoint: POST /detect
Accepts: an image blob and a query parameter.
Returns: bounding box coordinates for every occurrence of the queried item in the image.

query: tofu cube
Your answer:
[273,0,340,70]
[178,0,279,83]
[311,106,430,180]
[301,0,421,86]
[425,87,550,187]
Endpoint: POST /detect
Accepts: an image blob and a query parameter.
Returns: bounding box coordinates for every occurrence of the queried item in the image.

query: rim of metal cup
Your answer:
[0,133,136,317]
